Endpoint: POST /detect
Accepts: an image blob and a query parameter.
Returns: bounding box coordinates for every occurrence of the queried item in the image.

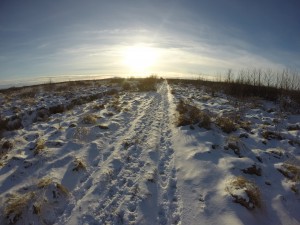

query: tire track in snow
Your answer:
[54,92,157,225]
[56,81,182,225]
[155,81,182,225]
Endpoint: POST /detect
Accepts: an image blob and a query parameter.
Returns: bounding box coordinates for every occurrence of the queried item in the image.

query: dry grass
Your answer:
[216,116,237,133]
[199,112,211,129]
[3,178,70,224]
[267,148,283,158]
[242,164,262,176]
[73,157,87,171]
[82,114,98,124]
[227,176,261,210]
[277,162,300,182]
[56,183,69,196]
[137,75,158,92]
[176,100,211,128]
[239,121,252,132]
[73,127,89,140]
[2,140,14,150]
[92,103,105,111]
[262,130,283,140]
[98,124,109,129]
[37,177,53,189]
[6,117,23,130]
[109,98,122,112]
[34,139,45,155]
[225,135,242,157]
[4,192,35,223]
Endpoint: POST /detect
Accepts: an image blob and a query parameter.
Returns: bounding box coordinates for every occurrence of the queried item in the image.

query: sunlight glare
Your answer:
[123,45,158,72]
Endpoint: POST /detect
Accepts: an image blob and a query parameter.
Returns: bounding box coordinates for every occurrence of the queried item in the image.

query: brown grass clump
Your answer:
[242,165,262,176]
[137,75,159,92]
[6,117,23,130]
[277,162,300,182]
[262,130,283,140]
[110,98,122,112]
[239,121,252,132]
[82,114,98,124]
[176,100,211,128]
[3,178,70,224]
[122,81,132,91]
[227,176,261,210]
[98,124,109,129]
[224,135,243,157]
[56,183,69,196]
[92,103,105,111]
[199,112,211,129]
[34,139,45,155]
[0,116,8,134]
[37,177,53,189]
[216,116,237,133]
[2,140,14,150]
[73,157,87,171]
[176,100,201,126]
[4,192,35,223]
[287,124,300,131]
[49,104,65,114]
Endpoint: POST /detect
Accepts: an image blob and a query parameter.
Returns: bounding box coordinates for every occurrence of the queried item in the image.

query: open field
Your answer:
[0,77,300,225]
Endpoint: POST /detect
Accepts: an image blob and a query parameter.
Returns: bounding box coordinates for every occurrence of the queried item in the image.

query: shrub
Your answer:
[226,176,261,210]
[216,117,237,133]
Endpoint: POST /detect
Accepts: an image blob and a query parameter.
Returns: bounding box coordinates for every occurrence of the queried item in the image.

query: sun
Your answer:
[123,45,158,72]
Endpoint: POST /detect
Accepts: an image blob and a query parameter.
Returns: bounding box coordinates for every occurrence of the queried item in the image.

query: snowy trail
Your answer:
[56,81,182,225]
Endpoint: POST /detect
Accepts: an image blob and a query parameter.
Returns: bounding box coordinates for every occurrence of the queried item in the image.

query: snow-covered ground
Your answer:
[0,79,299,225]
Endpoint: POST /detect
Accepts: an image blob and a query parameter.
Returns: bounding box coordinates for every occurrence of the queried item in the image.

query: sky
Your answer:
[0,0,300,86]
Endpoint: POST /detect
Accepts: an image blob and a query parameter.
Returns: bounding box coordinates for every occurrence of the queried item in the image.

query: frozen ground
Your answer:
[0,79,299,225]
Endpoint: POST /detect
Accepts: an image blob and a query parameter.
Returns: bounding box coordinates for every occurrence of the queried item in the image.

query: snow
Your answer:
[0,79,300,225]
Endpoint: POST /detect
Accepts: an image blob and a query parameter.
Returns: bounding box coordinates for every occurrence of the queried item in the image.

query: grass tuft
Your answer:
[277,162,300,182]
[73,157,87,171]
[4,192,35,223]
[227,176,261,210]
[216,116,237,133]
[82,114,98,124]
[34,139,45,155]
[37,177,52,189]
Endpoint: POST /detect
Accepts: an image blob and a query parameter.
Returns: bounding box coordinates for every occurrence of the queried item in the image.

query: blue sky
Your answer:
[1,0,300,84]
